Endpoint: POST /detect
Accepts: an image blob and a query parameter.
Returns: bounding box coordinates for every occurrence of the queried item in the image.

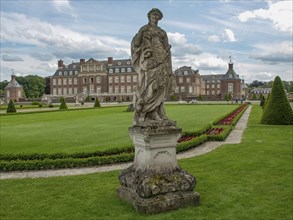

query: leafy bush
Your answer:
[6,100,16,113]
[59,97,68,110]
[48,104,54,108]
[261,76,293,125]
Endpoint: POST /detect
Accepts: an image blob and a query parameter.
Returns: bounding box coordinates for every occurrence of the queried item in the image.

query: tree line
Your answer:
[248,80,293,93]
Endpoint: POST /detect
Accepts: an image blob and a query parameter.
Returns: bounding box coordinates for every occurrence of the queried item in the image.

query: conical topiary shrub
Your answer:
[260,76,293,125]
[6,99,17,113]
[94,98,101,108]
[59,97,68,110]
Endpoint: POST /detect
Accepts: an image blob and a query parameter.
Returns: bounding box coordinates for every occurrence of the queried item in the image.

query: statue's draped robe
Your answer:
[131,24,174,124]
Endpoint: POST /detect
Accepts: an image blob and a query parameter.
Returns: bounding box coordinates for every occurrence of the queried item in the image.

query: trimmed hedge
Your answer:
[182,123,212,137]
[6,100,16,113]
[0,146,134,161]
[261,76,293,125]
[176,135,207,153]
[206,125,233,141]
[0,153,134,172]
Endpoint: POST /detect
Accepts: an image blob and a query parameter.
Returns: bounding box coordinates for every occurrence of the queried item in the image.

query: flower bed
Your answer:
[217,104,248,125]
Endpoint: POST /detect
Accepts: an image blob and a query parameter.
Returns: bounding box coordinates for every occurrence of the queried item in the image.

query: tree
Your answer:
[261,76,293,125]
[94,98,101,108]
[59,97,68,110]
[7,99,16,113]
[16,75,45,98]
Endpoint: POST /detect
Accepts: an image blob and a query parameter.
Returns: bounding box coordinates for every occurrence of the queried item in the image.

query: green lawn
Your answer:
[0,104,237,154]
[0,105,292,219]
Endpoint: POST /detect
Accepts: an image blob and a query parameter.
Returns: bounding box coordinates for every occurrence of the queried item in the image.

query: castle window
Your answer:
[96,76,101,83]
[121,68,125,73]
[115,68,119,73]
[127,68,132,72]
[228,83,233,92]
[133,75,137,83]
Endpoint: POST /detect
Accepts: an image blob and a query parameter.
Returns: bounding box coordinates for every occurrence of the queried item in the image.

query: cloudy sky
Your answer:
[1,0,292,83]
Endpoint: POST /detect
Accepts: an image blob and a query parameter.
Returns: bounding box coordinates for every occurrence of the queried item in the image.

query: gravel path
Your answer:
[0,105,252,180]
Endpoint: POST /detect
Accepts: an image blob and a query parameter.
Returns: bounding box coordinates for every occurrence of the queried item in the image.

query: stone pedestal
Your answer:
[117,125,200,214]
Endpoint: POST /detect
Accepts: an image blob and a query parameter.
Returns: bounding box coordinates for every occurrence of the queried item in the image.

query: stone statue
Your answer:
[117,9,199,214]
[131,8,175,127]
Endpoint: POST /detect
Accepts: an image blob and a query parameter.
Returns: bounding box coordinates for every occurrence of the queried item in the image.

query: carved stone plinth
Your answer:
[117,125,200,214]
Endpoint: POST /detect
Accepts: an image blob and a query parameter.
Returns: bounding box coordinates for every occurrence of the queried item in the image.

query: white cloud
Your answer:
[195,57,227,70]
[238,1,293,33]
[223,28,237,42]
[2,55,24,62]
[52,0,73,12]
[168,32,202,57]
[32,63,58,72]
[208,35,221,43]
[250,41,292,63]
[168,32,187,44]
[1,12,130,60]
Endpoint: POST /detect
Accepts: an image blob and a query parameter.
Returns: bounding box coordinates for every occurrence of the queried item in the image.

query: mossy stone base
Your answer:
[117,186,200,214]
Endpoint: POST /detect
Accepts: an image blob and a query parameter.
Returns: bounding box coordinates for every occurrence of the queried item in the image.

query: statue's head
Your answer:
[147,8,163,21]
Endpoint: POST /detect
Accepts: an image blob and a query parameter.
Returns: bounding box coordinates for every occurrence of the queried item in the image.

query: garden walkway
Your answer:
[0,106,252,180]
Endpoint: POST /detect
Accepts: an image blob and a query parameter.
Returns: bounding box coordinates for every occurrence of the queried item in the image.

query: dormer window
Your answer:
[118,62,121,65]
[229,74,232,78]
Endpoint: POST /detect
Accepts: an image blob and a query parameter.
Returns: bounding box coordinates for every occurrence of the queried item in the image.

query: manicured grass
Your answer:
[0,105,292,219]
[0,105,237,154]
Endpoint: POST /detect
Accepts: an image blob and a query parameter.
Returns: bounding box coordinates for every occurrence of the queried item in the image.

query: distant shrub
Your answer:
[38,104,43,108]
[85,96,91,102]
[32,101,39,105]
[59,97,68,110]
[48,104,54,108]
[94,98,101,108]
[261,76,293,125]
[6,100,16,113]
[126,103,134,112]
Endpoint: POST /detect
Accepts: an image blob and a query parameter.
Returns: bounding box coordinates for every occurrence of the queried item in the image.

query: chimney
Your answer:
[11,74,16,81]
[80,59,85,64]
[108,57,113,65]
[58,59,64,69]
